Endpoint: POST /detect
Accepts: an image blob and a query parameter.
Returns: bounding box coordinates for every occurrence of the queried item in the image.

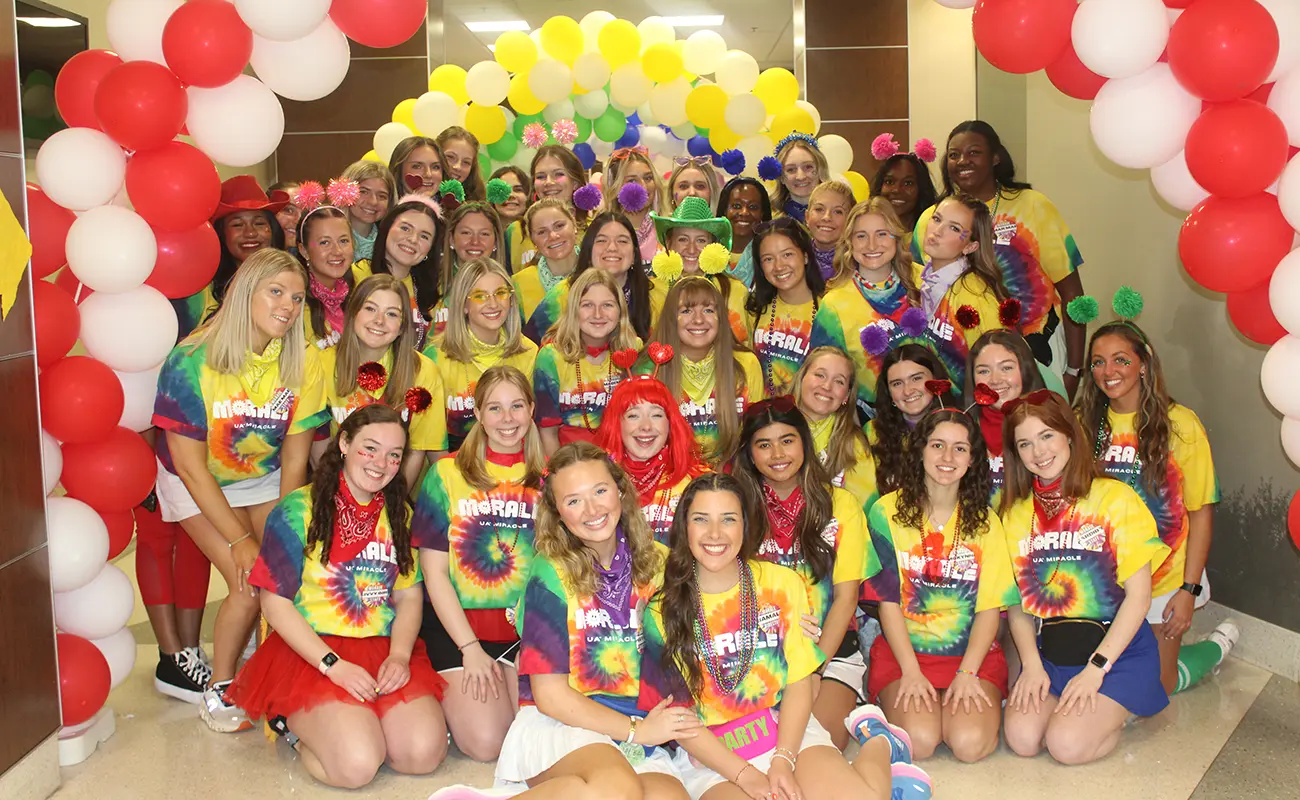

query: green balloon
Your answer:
[594,107,627,143]
[26,69,54,88]
[513,112,544,141]
[696,126,709,137]
[478,151,492,176]
[573,115,592,144]
[487,134,518,161]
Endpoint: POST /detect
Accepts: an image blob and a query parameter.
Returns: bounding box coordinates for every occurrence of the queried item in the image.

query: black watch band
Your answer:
[1180,582,1203,597]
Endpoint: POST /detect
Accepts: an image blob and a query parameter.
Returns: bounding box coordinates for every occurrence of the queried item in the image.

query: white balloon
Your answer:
[933,0,976,7]
[35,129,126,212]
[374,121,415,163]
[543,100,576,124]
[116,366,162,432]
[737,134,773,178]
[818,135,855,176]
[715,51,760,95]
[1151,150,1209,212]
[529,59,574,104]
[1260,0,1300,83]
[795,100,822,136]
[1268,69,1300,148]
[466,61,510,107]
[1269,248,1300,336]
[1282,416,1300,467]
[235,0,330,43]
[580,11,616,53]
[187,76,285,168]
[66,206,157,294]
[649,78,691,127]
[574,89,610,120]
[588,137,614,159]
[637,17,676,52]
[79,286,178,373]
[511,145,538,171]
[89,628,138,690]
[54,563,135,641]
[412,91,459,138]
[41,429,62,496]
[1090,63,1200,170]
[250,19,350,102]
[610,63,653,109]
[636,101,659,128]
[46,497,109,594]
[682,30,727,76]
[724,93,766,136]
[106,0,182,64]
[640,125,669,156]
[1277,153,1300,231]
[573,51,611,91]
[1072,0,1169,80]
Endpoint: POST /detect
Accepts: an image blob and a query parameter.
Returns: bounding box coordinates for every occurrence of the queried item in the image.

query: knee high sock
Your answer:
[1174,640,1225,694]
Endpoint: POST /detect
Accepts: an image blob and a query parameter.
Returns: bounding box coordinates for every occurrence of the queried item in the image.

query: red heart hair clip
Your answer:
[404,387,432,415]
[972,383,1000,407]
[611,348,639,371]
[647,343,674,365]
[924,379,952,397]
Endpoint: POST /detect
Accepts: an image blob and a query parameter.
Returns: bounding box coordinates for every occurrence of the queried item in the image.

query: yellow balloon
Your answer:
[494,31,537,73]
[540,15,583,65]
[642,42,683,84]
[598,19,641,68]
[428,64,469,105]
[362,150,384,164]
[753,68,799,114]
[675,41,698,82]
[465,103,507,144]
[392,98,418,131]
[507,73,546,115]
[685,84,728,129]
[768,107,817,141]
[710,122,741,152]
[845,170,870,203]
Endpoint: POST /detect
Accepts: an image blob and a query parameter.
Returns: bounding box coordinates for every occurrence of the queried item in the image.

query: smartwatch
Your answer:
[319,652,339,675]
[1180,582,1203,597]
[1089,652,1112,674]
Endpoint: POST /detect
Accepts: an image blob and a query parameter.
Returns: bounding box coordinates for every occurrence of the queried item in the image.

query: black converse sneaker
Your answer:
[154,648,208,704]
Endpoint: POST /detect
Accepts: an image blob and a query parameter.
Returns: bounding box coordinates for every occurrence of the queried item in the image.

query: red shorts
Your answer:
[227,632,446,721]
[866,636,1009,702]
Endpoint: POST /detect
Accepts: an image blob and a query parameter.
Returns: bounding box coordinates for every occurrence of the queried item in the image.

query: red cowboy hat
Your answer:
[212,175,290,221]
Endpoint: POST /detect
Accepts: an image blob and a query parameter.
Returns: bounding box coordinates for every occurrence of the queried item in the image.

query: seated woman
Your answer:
[805,181,855,282]
[717,176,772,289]
[353,196,442,347]
[869,345,954,498]
[638,473,913,800]
[793,346,877,513]
[227,404,447,788]
[1000,391,1169,765]
[515,200,582,325]
[533,269,642,455]
[651,196,751,347]
[747,216,825,395]
[412,365,546,762]
[865,410,1015,763]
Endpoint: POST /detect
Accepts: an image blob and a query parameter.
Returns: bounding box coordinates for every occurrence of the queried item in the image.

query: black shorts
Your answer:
[419,599,520,672]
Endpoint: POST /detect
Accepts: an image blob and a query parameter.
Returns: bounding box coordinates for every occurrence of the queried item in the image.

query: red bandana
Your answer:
[331,473,385,564]
[624,448,669,503]
[762,482,804,553]
[1032,475,1068,523]
[979,404,1006,458]
[585,343,610,358]
[486,445,525,467]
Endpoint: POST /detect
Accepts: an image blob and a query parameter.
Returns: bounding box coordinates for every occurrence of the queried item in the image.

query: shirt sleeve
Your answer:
[248,495,308,600]
[152,345,208,440]
[779,567,825,685]
[532,346,564,428]
[407,354,449,451]
[515,557,573,677]
[636,599,692,712]
[393,548,423,592]
[911,206,935,263]
[863,501,901,604]
[808,303,845,353]
[1108,482,1172,586]
[738,352,764,407]
[1171,406,1219,511]
[1026,192,1083,282]
[289,347,330,435]
[973,513,1020,612]
[410,458,453,550]
[832,490,871,585]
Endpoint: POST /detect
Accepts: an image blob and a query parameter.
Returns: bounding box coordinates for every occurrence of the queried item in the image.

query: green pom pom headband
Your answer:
[485,178,512,205]
[1067,286,1148,342]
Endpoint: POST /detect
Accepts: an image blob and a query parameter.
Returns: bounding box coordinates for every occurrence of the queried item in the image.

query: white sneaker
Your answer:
[1207,620,1240,659]
[199,680,253,733]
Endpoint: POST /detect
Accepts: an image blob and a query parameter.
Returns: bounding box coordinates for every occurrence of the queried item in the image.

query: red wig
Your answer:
[596,376,706,501]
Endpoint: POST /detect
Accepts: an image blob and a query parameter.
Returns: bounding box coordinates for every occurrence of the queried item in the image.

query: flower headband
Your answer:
[523,120,580,149]
[295,178,360,238]
[871,133,937,164]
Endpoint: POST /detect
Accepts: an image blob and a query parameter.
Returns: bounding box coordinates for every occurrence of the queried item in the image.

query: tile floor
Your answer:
[50,644,1292,800]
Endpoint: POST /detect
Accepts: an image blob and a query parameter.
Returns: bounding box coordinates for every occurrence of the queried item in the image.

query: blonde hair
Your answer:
[455,365,546,491]
[188,249,307,386]
[809,179,854,209]
[333,275,417,408]
[792,346,871,481]
[771,141,829,212]
[668,160,721,205]
[831,197,920,304]
[604,150,669,217]
[549,269,640,361]
[341,160,397,214]
[525,197,578,241]
[535,441,663,596]
[439,256,530,363]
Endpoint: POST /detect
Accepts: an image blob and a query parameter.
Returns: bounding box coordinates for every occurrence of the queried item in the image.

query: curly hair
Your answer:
[893,409,991,537]
[872,344,954,494]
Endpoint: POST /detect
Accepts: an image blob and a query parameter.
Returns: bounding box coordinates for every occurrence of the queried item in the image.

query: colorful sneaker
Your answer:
[891,763,933,800]
[268,715,299,749]
[846,704,913,764]
[199,680,253,733]
[426,786,522,799]
[153,649,207,704]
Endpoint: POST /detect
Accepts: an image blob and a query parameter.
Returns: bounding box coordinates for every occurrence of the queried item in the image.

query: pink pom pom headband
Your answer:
[295,177,361,237]
[396,192,445,221]
[871,133,936,164]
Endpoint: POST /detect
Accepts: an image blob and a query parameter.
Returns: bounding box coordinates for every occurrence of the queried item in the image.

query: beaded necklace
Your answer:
[761,295,819,394]
[573,351,620,431]
[693,559,758,695]
[1092,416,1144,491]
[922,507,964,585]
[1029,500,1076,589]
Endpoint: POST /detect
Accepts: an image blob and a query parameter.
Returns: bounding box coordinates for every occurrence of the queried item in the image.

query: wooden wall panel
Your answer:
[806,0,909,48]
[0,548,60,771]
[806,49,908,122]
[0,0,20,157]
[820,121,910,183]
[281,58,429,136]
[0,355,44,566]
[278,133,380,183]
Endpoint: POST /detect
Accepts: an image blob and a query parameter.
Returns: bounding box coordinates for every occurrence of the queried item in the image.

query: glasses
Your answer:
[610,146,650,161]
[467,286,514,305]
[744,395,797,420]
[1000,388,1054,417]
[672,155,713,168]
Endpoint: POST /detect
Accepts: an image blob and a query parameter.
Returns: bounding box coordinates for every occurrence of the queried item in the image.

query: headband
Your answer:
[295,178,360,238]
[1066,286,1148,343]
[871,133,937,164]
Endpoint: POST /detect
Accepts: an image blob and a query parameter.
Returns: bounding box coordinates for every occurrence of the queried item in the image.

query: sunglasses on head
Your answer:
[610,146,650,161]
[673,155,713,168]
[744,395,797,420]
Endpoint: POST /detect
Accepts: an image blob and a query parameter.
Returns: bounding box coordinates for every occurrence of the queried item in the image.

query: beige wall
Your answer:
[906,0,976,148]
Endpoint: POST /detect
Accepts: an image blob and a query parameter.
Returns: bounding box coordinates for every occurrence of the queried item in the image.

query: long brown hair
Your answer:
[387,136,446,189]
[333,275,417,408]
[441,201,505,290]
[306,404,413,574]
[872,344,952,494]
[935,194,1009,302]
[792,347,871,483]
[833,197,921,304]
[964,330,1046,406]
[535,442,663,596]
[894,410,991,537]
[532,145,590,224]
[436,126,485,201]
[572,212,654,340]
[1001,392,1100,513]
[298,206,355,340]
[454,365,545,491]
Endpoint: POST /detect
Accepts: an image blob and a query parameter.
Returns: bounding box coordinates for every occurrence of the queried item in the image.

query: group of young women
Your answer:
[136,119,1235,798]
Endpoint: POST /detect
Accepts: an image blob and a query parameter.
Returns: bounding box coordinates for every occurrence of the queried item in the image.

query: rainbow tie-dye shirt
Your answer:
[153,342,329,486]
[411,456,539,613]
[1095,405,1218,597]
[867,492,1018,656]
[1000,478,1170,620]
[422,340,539,446]
[910,266,1003,390]
[319,347,448,452]
[250,486,421,637]
[642,473,695,545]
[809,274,912,419]
[638,560,824,726]
[173,286,218,341]
[808,415,879,518]
[532,345,630,434]
[751,297,816,395]
[515,542,668,705]
[524,279,668,345]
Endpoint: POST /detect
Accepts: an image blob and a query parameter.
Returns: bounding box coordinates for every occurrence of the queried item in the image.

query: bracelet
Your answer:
[733,763,754,785]
[627,716,639,744]
[772,748,798,769]
[227,532,252,549]
[955,668,978,677]
[456,638,479,652]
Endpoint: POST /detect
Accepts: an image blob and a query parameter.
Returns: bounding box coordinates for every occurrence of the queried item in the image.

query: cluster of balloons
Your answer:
[20,69,65,142]
[368,13,860,186]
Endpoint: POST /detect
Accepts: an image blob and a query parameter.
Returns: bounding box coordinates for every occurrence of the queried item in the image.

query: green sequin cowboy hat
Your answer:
[651,195,733,251]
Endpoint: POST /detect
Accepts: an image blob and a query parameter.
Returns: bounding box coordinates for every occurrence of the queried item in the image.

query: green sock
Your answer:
[1174,640,1225,694]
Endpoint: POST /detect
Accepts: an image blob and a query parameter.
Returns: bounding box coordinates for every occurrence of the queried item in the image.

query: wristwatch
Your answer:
[1089,652,1112,674]
[319,652,339,675]
[1180,582,1203,597]
[1063,365,1082,378]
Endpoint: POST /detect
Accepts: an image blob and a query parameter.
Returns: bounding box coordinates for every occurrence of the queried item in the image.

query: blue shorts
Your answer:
[1041,621,1168,718]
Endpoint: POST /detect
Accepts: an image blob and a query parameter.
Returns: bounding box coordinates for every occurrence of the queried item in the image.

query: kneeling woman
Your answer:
[1001,392,1169,765]
[639,473,898,800]
[228,405,447,788]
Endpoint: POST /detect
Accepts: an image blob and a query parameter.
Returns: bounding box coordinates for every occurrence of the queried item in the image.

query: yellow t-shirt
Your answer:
[424,340,539,444]
[911,265,1003,390]
[505,220,538,274]
[318,346,448,451]
[809,415,879,517]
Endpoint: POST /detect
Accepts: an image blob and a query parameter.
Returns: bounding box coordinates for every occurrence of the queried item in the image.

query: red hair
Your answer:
[596,376,706,501]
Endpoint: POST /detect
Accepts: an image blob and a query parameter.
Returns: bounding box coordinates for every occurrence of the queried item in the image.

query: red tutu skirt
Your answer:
[227,632,446,721]
[866,636,1009,701]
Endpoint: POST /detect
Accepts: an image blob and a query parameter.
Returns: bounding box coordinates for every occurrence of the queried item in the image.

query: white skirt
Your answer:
[1147,569,1211,625]
[155,458,283,523]
[494,705,680,787]
[672,711,836,800]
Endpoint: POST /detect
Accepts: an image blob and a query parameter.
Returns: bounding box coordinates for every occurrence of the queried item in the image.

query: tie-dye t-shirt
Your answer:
[638,560,824,726]
[1095,405,1218,597]
[422,340,539,445]
[318,347,448,452]
[808,415,879,518]
[751,297,816,395]
[755,488,875,628]
[633,351,764,465]
[524,279,668,345]
[172,286,219,341]
[867,492,1018,657]
[641,473,696,545]
[809,273,913,419]
[504,221,537,275]
[909,267,1002,390]
[411,456,539,616]
[153,342,329,486]
[512,265,551,326]
[1000,478,1170,620]
[351,260,445,346]
[251,485,421,637]
[304,309,342,351]
[532,345,632,435]
[515,542,668,705]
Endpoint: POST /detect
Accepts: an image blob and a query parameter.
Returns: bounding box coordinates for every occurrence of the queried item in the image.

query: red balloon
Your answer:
[54,49,122,130]
[1227,281,1286,346]
[1046,43,1107,101]
[54,267,94,305]
[1185,101,1289,199]
[330,0,427,49]
[1165,0,1195,8]
[32,280,80,369]
[972,0,1075,75]
[1168,0,1280,102]
[147,223,220,299]
[56,633,111,727]
[39,356,124,445]
[26,183,76,279]
[61,427,156,513]
[1179,193,1295,293]
[94,61,187,152]
[100,509,136,561]
[161,0,253,88]
[125,141,221,232]
[1289,489,1300,551]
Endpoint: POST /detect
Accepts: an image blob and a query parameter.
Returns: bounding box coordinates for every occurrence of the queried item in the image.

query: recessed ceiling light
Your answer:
[18,17,81,28]
[659,16,725,27]
[488,45,497,52]
[465,20,530,33]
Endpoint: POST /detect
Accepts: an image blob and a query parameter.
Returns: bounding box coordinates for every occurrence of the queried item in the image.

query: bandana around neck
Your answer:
[762,482,804,554]
[784,198,808,223]
[469,328,506,373]
[1032,475,1068,521]
[241,337,284,405]
[593,526,634,627]
[309,272,349,335]
[331,472,385,564]
[813,243,836,281]
[680,349,717,400]
[624,446,669,503]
